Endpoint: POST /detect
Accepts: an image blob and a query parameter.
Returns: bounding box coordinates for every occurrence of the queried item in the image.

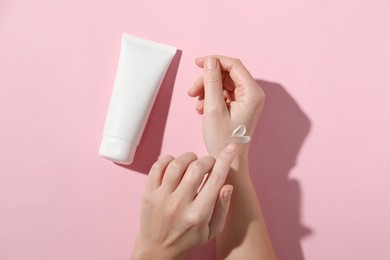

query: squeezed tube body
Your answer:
[99,34,176,164]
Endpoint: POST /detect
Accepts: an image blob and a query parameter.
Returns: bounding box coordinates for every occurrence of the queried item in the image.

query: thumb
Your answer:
[208,185,233,240]
[203,56,228,116]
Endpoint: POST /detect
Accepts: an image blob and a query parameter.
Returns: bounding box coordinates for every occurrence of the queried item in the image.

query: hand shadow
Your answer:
[250,79,313,260]
[117,50,182,174]
[186,79,312,260]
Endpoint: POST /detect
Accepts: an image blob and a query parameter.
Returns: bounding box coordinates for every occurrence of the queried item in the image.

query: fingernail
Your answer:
[225,143,237,153]
[223,189,233,199]
[206,57,217,70]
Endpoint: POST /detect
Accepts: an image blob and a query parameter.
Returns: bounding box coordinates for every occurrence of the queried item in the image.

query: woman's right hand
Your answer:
[188,56,265,159]
[131,144,237,260]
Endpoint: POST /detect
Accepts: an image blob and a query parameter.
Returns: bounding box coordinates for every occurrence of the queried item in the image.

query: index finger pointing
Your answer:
[194,143,237,211]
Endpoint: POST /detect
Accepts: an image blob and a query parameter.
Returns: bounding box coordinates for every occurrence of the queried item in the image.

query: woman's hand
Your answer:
[131,144,238,260]
[188,56,265,158]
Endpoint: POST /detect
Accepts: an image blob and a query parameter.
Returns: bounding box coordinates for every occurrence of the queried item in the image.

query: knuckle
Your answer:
[141,193,150,205]
[151,155,173,172]
[189,161,203,173]
[248,86,265,106]
[260,90,266,101]
[206,73,222,85]
[255,88,265,102]
[165,202,177,216]
[169,160,184,172]
[151,161,164,172]
[206,156,216,164]
[141,191,155,207]
[186,211,205,227]
[232,58,242,66]
[210,176,224,187]
[202,156,216,169]
[257,87,266,100]
[206,104,224,116]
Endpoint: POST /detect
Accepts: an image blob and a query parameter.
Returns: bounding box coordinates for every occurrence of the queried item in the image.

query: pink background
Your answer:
[1,0,390,259]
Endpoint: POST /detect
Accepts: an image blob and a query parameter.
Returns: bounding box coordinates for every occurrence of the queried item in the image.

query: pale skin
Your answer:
[132,56,277,259]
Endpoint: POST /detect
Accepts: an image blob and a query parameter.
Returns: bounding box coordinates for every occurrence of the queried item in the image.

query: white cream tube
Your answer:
[99,33,177,164]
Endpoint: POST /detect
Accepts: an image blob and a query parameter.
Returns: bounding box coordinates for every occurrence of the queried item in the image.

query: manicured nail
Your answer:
[206,57,217,70]
[225,143,237,153]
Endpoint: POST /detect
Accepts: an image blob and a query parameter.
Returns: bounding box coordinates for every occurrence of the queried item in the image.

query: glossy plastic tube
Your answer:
[99,33,176,165]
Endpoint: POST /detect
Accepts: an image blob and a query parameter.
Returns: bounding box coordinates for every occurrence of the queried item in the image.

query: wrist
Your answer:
[231,145,249,170]
[225,145,253,186]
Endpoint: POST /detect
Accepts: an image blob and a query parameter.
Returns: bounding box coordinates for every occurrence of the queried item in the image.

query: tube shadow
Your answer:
[250,80,312,260]
[186,79,312,260]
[117,50,182,174]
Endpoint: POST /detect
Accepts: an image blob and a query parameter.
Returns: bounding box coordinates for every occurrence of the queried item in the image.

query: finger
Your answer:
[196,56,256,89]
[190,75,230,115]
[161,152,198,193]
[188,76,204,97]
[202,56,228,115]
[146,155,174,191]
[196,95,204,114]
[208,185,233,239]
[194,143,237,211]
[223,89,230,99]
[175,156,216,201]
[194,60,243,102]
[222,71,237,92]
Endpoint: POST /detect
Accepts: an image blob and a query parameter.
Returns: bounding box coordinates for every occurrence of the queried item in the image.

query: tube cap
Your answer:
[99,136,137,165]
